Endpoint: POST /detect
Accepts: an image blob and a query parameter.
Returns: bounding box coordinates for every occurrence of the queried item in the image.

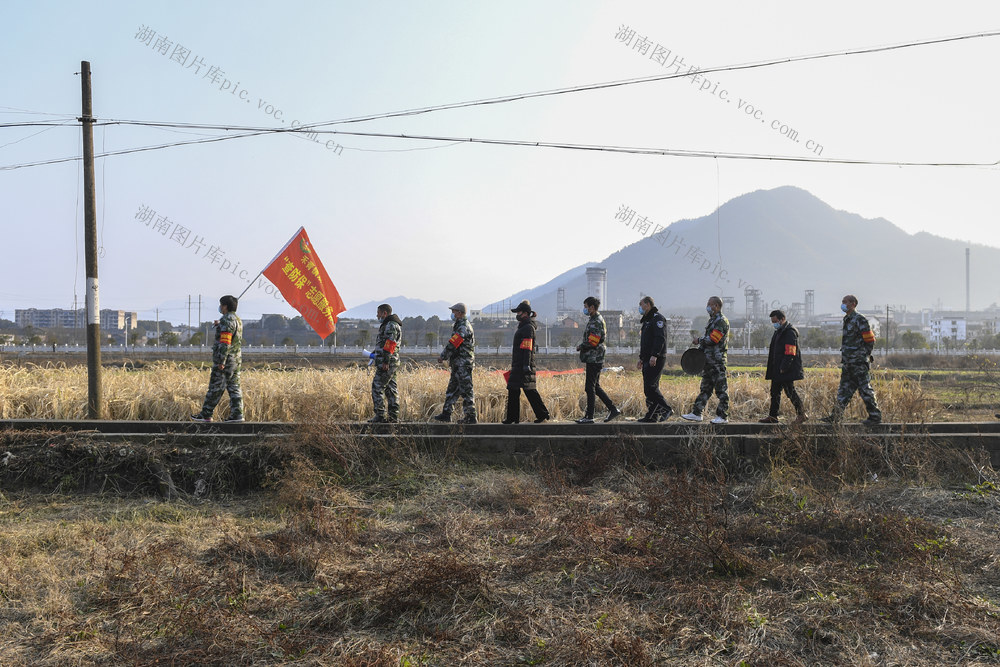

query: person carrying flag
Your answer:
[192,294,244,423]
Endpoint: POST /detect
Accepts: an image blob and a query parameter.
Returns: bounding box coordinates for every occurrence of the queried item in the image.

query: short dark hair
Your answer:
[220,295,238,312]
[769,309,785,320]
[708,296,723,308]
[843,294,858,306]
[640,296,654,308]
[377,303,392,315]
[583,296,600,309]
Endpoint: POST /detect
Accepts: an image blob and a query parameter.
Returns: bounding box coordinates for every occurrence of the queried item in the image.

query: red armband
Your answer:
[519,338,533,350]
[784,344,797,356]
[383,339,398,354]
[709,329,724,344]
[219,332,233,345]
[448,333,464,348]
[587,333,600,347]
[861,330,875,344]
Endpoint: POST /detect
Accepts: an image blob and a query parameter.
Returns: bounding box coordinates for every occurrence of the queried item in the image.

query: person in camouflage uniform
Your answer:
[192,294,244,422]
[822,294,882,425]
[576,296,620,423]
[369,303,403,423]
[682,296,730,424]
[433,302,477,424]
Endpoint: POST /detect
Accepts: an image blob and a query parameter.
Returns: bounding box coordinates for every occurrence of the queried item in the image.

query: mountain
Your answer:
[341,296,454,320]
[486,186,995,319]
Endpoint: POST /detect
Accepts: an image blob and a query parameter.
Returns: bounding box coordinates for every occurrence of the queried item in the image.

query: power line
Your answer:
[2,29,999,171]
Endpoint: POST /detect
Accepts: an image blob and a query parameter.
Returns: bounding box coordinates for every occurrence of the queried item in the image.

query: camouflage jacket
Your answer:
[841,311,875,363]
[212,312,243,367]
[579,313,607,364]
[698,311,729,365]
[374,314,402,365]
[441,317,475,364]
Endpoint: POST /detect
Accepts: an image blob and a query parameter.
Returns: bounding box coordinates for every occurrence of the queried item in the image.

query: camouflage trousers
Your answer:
[371,361,400,420]
[442,360,476,418]
[834,361,881,419]
[693,362,729,418]
[200,364,243,419]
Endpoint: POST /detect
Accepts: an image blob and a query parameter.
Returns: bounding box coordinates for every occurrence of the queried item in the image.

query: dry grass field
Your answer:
[1,362,999,664]
[0,427,998,665]
[0,361,963,422]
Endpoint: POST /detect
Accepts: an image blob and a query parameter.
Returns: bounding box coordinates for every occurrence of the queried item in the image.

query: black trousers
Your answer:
[584,363,615,417]
[506,386,549,422]
[769,379,804,417]
[642,358,672,417]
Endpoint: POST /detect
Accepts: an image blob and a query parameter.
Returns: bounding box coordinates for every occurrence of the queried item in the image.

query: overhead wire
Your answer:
[1,29,999,170]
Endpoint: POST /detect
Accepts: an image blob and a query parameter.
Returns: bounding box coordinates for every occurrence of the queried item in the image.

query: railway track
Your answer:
[2,419,998,467]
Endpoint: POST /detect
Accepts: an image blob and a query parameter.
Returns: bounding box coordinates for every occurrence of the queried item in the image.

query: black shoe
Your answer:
[636,415,656,423]
[224,414,245,423]
[575,417,595,424]
[862,416,882,426]
[191,414,212,423]
[431,412,452,422]
[534,414,550,424]
[386,416,400,424]
[657,407,673,422]
[458,415,478,425]
[367,415,387,423]
[603,407,622,423]
[501,419,519,425]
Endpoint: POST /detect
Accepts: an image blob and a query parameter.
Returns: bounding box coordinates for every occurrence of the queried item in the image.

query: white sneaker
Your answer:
[681,413,703,422]
[710,416,728,425]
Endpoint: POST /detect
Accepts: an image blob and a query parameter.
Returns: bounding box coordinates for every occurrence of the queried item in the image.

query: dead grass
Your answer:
[0,426,998,665]
[0,361,948,423]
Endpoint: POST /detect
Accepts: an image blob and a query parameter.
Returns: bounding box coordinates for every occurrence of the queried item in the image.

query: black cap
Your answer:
[510,300,532,314]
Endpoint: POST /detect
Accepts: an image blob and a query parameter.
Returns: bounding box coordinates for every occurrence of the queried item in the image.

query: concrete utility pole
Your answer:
[80,61,102,419]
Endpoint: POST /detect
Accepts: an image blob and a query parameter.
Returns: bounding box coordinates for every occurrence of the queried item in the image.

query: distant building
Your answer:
[15,308,137,331]
[930,316,966,342]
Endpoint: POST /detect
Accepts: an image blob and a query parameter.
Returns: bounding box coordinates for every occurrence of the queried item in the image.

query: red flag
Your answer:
[261,227,345,339]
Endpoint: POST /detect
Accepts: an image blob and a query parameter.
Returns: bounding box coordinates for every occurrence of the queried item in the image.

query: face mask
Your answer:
[583,308,590,316]
[638,306,645,316]
[841,303,848,313]
[218,306,224,315]
[450,312,457,321]
[706,306,713,315]
[377,316,384,324]
[772,322,781,330]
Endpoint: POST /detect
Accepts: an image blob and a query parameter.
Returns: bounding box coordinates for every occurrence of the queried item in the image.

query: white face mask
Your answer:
[377,316,384,323]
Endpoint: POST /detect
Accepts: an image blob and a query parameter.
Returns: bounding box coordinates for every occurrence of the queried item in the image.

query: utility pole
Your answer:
[80,61,102,419]
[155,308,160,345]
[198,294,202,346]
[187,294,191,344]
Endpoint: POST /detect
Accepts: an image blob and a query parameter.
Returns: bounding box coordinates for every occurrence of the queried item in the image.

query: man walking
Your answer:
[682,296,730,424]
[822,294,882,425]
[759,309,806,424]
[192,294,244,423]
[636,296,673,423]
[433,302,477,424]
[576,296,620,423]
[369,303,402,423]
[503,300,550,424]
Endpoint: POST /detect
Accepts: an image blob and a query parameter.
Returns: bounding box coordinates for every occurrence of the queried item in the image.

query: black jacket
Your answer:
[639,307,667,360]
[508,317,538,389]
[765,322,804,381]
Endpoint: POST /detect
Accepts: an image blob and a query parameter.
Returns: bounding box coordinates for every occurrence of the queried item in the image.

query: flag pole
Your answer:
[235,226,305,301]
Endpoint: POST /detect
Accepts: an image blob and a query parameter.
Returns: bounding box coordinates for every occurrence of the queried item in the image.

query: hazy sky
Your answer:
[2,1,998,321]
